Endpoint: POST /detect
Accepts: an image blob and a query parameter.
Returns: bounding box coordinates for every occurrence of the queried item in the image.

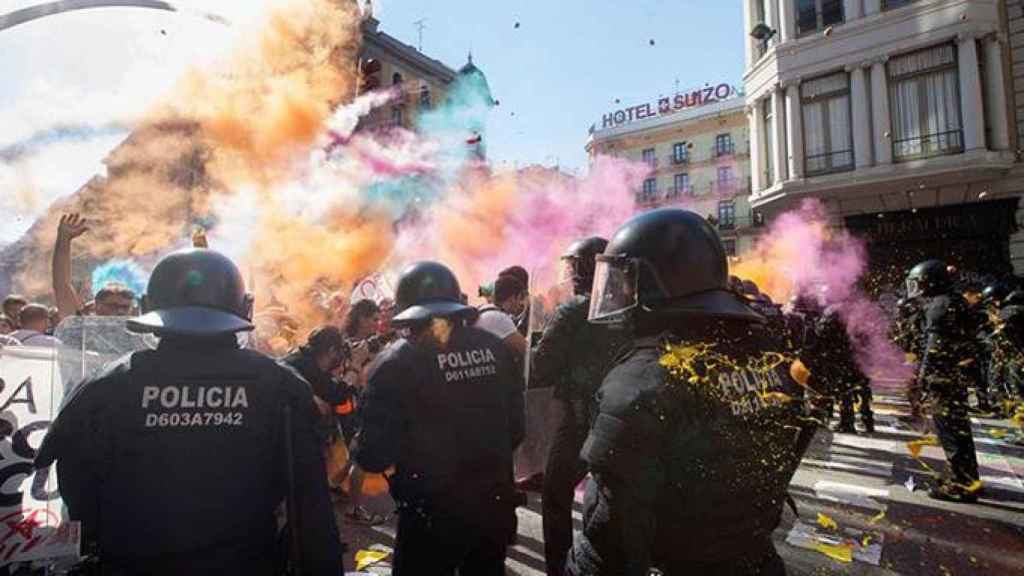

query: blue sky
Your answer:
[0,0,744,242]
[372,0,745,171]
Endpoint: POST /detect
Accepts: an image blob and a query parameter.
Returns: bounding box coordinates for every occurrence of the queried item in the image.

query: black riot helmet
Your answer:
[906,260,951,299]
[127,248,254,336]
[391,261,476,326]
[561,236,608,295]
[588,208,761,323]
[981,282,1012,306]
[741,279,761,299]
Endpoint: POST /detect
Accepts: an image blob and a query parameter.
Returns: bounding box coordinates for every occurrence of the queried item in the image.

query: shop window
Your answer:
[797,0,844,36]
[722,239,737,257]
[802,71,854,176]
[888,44,963,161]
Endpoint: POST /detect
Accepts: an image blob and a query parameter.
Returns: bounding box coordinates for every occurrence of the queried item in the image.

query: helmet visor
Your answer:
[588,255,639,323]
[906,277,922,299]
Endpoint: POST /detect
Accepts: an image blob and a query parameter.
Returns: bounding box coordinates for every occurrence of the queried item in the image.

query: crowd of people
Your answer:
[0,208,1022,575]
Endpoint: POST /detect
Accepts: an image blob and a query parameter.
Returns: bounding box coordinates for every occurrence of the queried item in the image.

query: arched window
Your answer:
[392,72,403,86]
[419,85,431,109]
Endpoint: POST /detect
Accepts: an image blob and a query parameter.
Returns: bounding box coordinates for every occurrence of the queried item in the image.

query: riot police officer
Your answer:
[353,261,524,576]
[529,236,628,576]
[567,209,813,575]
[906,260,982,502]
[816,303,874,433]
[35,248,343,575]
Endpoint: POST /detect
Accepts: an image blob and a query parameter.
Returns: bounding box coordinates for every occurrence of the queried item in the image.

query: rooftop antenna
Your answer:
[413,18,426,51]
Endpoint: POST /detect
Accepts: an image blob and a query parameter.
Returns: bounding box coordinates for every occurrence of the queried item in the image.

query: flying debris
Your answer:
[649,38,656,46]
[514,21,520,29]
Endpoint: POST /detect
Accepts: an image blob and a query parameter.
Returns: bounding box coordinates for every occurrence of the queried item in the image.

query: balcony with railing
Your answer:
[805,149,854,177]
[893,129,963,163]
[708,214,766,233]
[666,153,690,167]
[711,142,736,159]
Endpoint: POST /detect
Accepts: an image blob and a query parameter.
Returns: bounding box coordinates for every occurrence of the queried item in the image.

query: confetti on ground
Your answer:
[786,521,884,566]
[905,476,916,492]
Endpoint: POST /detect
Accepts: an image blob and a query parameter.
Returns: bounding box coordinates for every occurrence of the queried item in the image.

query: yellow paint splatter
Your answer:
[355,549,390,571]
[907,436,940,458]
[988,428,1008,439]
[814,542,854,563]
[868,510,886,525]
[817,512,838,531]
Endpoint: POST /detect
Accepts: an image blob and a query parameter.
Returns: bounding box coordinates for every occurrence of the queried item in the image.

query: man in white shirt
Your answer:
[476,275,528,360]
[9,303,62,348]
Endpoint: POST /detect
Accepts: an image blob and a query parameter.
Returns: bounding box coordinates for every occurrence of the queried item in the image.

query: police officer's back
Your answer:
[354,261,524,576]
[567,210,812,576]
[36,249,342,575]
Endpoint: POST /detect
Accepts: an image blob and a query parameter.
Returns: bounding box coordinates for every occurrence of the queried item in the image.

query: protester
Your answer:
[9,304,62,347]
[477,275,528,359]
[498,265,530,336]
[0,314,13,334]
[35,248,343,574]
[567,209,813,575]
[355,261,524,575]
[282,325,350,440]
[335,299,386,525]
[1,295,26,330]
[52,213,137,320]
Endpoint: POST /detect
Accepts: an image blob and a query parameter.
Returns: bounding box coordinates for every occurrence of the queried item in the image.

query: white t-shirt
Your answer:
[474,306,518,340]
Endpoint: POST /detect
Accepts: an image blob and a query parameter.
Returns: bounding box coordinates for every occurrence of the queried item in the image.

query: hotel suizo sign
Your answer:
[600,83,740,129]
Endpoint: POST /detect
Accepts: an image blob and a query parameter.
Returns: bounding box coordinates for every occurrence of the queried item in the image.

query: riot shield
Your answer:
[514,270,575,483]
[53,316,154,397]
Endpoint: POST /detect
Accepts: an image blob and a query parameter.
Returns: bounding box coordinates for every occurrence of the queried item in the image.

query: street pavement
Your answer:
[337,390,1024,575]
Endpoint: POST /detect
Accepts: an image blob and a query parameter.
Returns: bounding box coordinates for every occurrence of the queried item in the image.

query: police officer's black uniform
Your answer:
[907,261,981,502]
[815,304,874,433]
[567,209,814,576]
[995,290,1024,401]
[35,249,342,575]
[353,261,524,576]
[529,237,628,576]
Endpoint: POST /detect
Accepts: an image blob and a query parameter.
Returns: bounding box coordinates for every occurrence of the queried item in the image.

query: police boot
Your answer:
[928,480,980,504]
[862,415,875,434]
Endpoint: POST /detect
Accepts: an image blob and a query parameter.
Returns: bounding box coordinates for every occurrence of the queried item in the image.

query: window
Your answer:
[722,239,737,257]
[715,134,735,157]
[419,85,431,109]
[391,105,404,127]
[802,71,853,175]
[882,0,917,9]
[718,201,736,230]
[754,0,771,59]
[672,142,689,164]
[762,99,774,186]
[797,0,844,35]
[717,166,735,193]
[392,72,403,86]
[641,178,657,202]
[888,44,963,161]
[642,148,657,168]
[671,173,691,197]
